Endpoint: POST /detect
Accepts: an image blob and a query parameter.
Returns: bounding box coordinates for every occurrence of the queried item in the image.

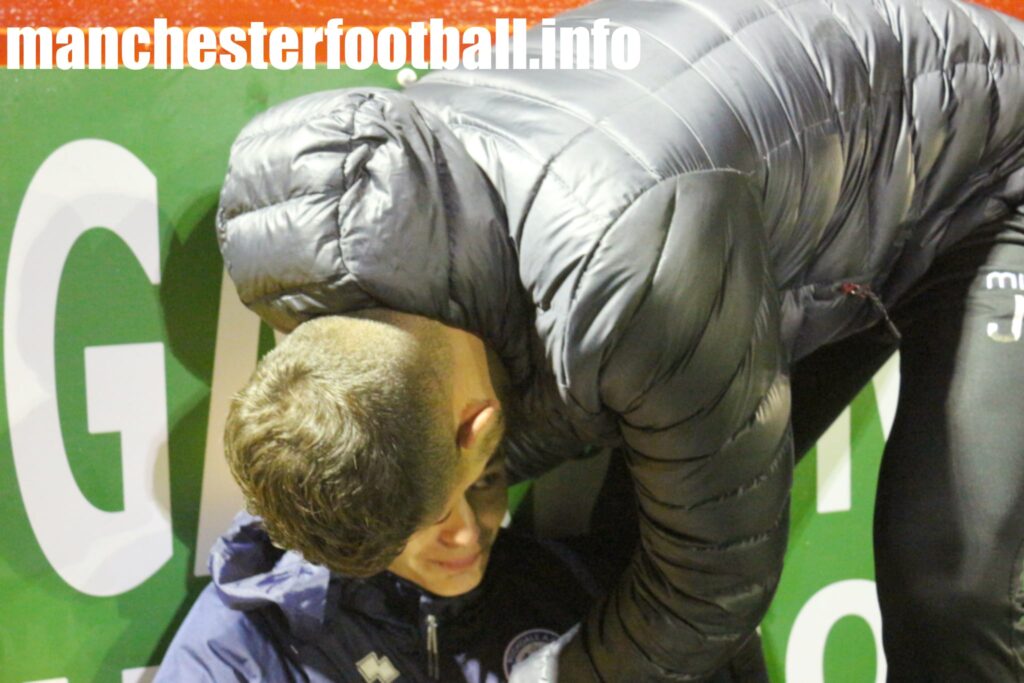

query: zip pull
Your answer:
[426,613,440,680]
[839,282,902,341]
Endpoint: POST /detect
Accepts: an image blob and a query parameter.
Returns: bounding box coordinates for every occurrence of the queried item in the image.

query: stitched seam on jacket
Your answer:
[823,0,875,86]
[766,0,845,135]
[903,61,1014,213]
[224,190,332,219]
[426,131,459,310]
[638,497,789,552]
[426,1,810,181]
[988,64,1003,153]
[992,10,1024,53]
[620,291,774,440]
[612,174,768,423]
[444,118,633,240]
[565,63,715,170]
[613,17,757,165]
[641,544,782,612]
[675,0,806,150]
[515,16,719,175]
[868,0,909,256]
[637,435,788,514]
[872,0,1022,77]
[229,91,374,147]
[917,0,948,59]
[657,574,777,606]
[573,168,759,273]
[622,232,740,420]
[245,271,351,307]
[684,423,789,511]
[584,0,820,170]
[869,0,908,60]
[231,117,324,148]
[424,74,661,176]
[448,117,847,267]
[609,586,743,682]
[617,561,749,680]
[907,61,1022,81]
[623,577,733,667]
[446,130,765,416]
[759,113,846,168]
[604,202,678,417]
[560,170,759,416]
[546,10,795,173]
[913,0,1000,134]
[909,63,1019,88]
[945,0,998,62]
[557,180,673,408]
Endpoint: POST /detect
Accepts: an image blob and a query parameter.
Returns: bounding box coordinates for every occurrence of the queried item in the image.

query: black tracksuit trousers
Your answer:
[791,215,1024,681]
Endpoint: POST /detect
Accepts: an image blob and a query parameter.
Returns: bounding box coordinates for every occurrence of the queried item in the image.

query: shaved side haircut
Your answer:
[224,311,457,576]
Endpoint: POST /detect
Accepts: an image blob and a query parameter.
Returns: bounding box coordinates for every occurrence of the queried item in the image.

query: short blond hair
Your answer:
[224,311,456,576]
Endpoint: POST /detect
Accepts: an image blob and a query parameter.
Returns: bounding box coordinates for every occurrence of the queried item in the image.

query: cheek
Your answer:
[399,533,439,569]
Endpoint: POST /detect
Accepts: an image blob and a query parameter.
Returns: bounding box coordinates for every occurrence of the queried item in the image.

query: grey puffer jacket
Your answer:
[216,0,1024,679]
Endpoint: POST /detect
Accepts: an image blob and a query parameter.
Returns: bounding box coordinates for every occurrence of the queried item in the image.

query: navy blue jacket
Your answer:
[155,513,593,682]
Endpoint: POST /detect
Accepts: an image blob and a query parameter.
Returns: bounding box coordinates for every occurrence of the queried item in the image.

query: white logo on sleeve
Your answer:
[987,294,1024,342]
[983,272,1024,342]
[356,652,401,683]
[503,629,559,677]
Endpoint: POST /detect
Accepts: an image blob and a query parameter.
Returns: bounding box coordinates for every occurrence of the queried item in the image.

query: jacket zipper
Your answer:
[425,613,440,680]
[838,282,902,341]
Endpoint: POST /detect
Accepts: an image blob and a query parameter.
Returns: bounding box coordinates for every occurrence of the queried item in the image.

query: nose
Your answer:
[438,495,480,548]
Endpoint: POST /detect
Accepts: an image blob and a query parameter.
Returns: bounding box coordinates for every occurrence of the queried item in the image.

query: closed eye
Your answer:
[432,509,453,526]
[470,465,507,490]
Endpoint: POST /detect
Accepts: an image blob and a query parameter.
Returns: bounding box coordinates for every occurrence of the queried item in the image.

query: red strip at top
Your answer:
[1,0,1021,67]
[3,0,1020,27]
[978,0,1024,15]
[0,1,587,27]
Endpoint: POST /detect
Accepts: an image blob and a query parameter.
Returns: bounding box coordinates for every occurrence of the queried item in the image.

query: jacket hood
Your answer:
[209,512,332,640]
[217,87,532,385]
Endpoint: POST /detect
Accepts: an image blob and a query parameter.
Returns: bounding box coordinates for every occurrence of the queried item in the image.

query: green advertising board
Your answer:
[0,66,890,682]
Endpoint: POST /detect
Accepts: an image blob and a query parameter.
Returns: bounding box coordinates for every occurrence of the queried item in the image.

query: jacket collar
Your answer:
[335,566,490,633]
[209,511,493,640]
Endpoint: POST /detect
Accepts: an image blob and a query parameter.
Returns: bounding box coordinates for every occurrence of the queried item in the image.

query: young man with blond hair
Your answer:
[156,312,594,682]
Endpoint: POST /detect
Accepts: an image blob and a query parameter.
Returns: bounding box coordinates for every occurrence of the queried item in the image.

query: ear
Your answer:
[456,402,499,450]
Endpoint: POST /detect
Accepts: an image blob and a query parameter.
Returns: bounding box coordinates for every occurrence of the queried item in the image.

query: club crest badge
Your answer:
[503,628,559,677]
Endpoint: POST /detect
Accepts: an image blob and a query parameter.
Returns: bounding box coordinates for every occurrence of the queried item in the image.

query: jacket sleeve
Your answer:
[555,170,793,681]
